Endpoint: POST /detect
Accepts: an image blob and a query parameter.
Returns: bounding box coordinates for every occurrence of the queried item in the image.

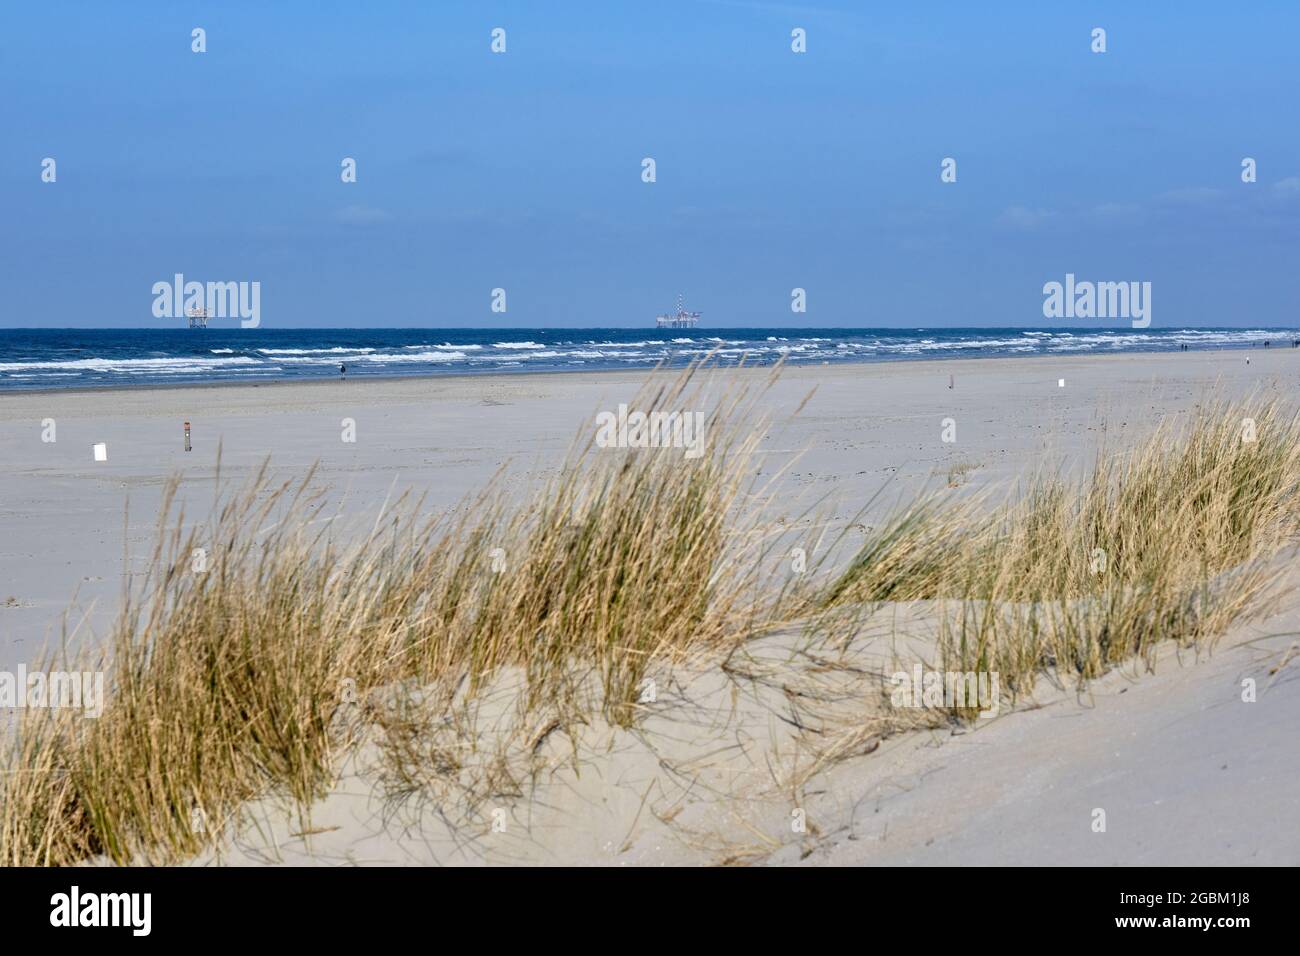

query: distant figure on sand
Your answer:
[339,363,347,379]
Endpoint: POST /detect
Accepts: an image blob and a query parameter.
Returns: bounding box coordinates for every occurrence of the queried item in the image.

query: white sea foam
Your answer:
[258,347,376,355]
[3,329,1294,392]
[354,351,467,364]
[403,343,483,351]
[0,356,260,372]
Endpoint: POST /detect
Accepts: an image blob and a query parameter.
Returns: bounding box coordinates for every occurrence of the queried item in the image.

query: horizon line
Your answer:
[4,325,1300,333]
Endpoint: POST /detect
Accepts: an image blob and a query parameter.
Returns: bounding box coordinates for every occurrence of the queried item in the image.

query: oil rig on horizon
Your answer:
[186,305,210,328]
[655,295,702,329]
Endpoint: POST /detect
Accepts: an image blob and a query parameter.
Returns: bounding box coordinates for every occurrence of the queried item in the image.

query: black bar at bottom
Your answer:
[0,865,1284,943]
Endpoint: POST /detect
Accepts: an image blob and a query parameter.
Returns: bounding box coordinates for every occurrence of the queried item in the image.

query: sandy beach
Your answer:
[3,348,1296,657]
[3,348,1299,865]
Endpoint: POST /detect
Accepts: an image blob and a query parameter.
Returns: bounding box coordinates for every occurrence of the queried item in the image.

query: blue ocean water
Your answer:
[0,327,1295,392]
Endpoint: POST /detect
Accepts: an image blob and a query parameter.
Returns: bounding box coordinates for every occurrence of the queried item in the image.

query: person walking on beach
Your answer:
[339,363,347,379]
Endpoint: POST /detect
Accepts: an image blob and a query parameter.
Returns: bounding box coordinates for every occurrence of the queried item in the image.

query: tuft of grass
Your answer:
[823,399,1300,715]
[0,360,796,866]
[944,459,980,488]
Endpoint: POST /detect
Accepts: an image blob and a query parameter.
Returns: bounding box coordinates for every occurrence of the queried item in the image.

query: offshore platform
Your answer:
[187,305,210,328]
[656,295,702,329]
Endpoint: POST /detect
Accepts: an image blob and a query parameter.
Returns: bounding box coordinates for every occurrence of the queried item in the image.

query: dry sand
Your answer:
[2,347,1298,864]
[177,612,1297,866]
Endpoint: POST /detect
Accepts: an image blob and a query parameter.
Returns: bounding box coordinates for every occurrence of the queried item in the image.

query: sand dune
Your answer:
[179,607,1297,867]
[3,347,1298,865]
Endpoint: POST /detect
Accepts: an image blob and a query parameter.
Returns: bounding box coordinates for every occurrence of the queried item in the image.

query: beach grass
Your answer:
[2,371,1297,865]
[0,361,799,865]
[820,398,1300,716]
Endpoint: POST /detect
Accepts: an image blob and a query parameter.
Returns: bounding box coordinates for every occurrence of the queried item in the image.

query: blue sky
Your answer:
[3,0,1298,328]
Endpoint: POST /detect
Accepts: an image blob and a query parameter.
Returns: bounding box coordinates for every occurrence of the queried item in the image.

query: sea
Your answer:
[0,327,1295,392]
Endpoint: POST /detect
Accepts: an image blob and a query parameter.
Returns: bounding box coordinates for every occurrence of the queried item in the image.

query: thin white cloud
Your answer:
[1155,186,1222,206]
[1271,177,1300,199]
[1088,201,1146,226]
[335,204,393,226]
[996,205,1054,231]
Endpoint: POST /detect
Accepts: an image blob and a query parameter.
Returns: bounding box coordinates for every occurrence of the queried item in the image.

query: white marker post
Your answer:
[93,443,107,462]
